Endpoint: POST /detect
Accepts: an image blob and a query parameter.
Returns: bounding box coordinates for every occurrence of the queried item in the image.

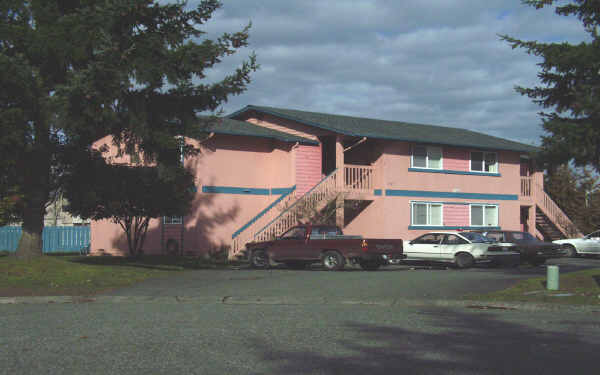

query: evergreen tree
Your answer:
[501,0,600,172]
[0,1,257,258]
[544,165,600,234]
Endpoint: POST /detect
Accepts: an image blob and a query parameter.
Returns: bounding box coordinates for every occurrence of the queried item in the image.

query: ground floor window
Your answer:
[411,202,443,226]
[163,216,183,225]
[470,204,498,227]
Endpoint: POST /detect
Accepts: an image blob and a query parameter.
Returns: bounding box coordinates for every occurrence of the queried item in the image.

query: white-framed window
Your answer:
[163,216,183,225]
[411,202,443,226]
[412,145,442,169]
[470,204,498,227]
[470,151,498,173]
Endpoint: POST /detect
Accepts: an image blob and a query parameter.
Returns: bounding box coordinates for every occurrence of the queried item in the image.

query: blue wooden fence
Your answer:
[0,226,90,254]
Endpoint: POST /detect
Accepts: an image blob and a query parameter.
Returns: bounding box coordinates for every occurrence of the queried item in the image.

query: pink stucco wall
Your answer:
[90,133,295,256]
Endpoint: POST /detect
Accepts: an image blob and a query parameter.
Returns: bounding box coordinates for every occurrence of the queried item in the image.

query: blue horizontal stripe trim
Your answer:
[408,226,502,230]
[374,189,382,196]
[232,186,296,239]
[408,168,501,177]
[202,186,270,195]
[386,190,518,201]
[271,187,295,195]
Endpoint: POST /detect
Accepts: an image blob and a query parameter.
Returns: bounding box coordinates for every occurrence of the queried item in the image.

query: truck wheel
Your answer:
[322,251,345,271]
[563,244,577,258]
[454,253,474,269]
[359,260,381,271]
[250,249,269,269]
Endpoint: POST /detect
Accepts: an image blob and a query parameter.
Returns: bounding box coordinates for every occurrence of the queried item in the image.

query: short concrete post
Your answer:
[546,265,559,291]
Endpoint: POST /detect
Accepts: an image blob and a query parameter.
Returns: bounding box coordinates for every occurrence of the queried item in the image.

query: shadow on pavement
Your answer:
[250,307,600,375]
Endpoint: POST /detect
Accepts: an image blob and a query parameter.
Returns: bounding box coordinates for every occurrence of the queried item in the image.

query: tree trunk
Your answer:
[15,204,45,259]
[15,118,51,259]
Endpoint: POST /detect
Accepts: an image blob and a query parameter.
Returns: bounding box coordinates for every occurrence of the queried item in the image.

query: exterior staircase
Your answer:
[522,178,582,241]
[229,165,377,259]
[229,169,341,258]
[535,207,565,241]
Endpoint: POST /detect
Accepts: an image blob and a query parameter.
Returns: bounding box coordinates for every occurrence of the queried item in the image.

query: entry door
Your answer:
[404,233,444,259]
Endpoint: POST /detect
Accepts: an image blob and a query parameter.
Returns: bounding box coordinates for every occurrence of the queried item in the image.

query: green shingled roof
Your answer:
[205,118,317,145]
[228,105,538,153]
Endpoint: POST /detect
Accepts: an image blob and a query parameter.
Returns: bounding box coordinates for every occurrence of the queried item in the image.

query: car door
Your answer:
[272,227,307,261]
[404,233,444,260]
[440,234,469,260]
[582,230,600,254]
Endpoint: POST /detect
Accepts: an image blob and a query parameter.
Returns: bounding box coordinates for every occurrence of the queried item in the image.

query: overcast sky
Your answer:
[195,0,589,146]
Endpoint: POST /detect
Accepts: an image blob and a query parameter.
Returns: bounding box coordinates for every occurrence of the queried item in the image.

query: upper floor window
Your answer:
[412,202,443,226]
[412,145,442,169]
[470,151,497,173]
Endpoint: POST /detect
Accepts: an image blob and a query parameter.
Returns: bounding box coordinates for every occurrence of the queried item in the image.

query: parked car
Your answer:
[246,224,404,271]
[401,231,519,269]
[553,230,600,257]
[477,230,563,266]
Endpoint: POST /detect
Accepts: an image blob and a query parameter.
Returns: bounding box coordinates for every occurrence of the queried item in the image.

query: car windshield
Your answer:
[460,232,489,243]
[510,232,537,243]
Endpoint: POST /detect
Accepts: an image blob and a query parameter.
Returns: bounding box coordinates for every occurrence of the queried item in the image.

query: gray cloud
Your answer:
[192,0,590,146]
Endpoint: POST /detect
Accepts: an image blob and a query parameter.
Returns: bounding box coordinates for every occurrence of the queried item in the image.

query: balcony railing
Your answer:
[344,165,376,192]
[520,177,532,197]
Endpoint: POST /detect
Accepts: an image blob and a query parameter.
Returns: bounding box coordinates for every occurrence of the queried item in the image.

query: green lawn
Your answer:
[0,255,238,297]
[466,268,600,305]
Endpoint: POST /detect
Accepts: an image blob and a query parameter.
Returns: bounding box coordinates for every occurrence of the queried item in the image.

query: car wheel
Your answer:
[563,244,577,258]
[285,261,307,270]
[454,253,475,269]
[322,251,345,271]
[529,258,546,266]
[359,260,381,271]
[250,249,269,269]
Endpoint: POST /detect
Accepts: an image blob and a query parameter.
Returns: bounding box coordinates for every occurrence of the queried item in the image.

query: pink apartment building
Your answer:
[90,105,579,257]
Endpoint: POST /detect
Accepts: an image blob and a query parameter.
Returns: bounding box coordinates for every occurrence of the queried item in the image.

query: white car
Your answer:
[553,230,600,257]
[402,231,519,269]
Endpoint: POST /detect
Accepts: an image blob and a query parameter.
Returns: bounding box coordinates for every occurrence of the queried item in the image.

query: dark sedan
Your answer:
[476,230,563,266]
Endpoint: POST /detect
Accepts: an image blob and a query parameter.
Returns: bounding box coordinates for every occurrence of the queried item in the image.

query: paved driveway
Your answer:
[105,257,600,301]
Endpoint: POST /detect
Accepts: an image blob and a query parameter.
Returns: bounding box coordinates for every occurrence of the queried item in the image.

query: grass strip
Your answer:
[0,255,241,297]
[465,268,600,305]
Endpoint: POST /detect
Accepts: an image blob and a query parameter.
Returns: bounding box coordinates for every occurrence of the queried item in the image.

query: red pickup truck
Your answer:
[246,224,404,271]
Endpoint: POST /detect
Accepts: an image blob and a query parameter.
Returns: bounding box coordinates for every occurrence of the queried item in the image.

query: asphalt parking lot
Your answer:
[103,256,600,302]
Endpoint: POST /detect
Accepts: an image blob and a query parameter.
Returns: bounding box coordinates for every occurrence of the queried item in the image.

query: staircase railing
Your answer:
[230,188,297,258]
[252,169,340,244]
[531,180,582,238]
